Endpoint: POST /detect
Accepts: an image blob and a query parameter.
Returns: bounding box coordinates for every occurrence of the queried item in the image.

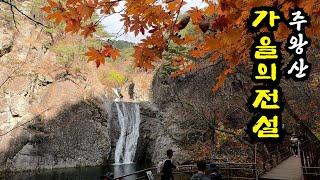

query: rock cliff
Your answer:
[0,1,111,172]
[151,50,320,163]
[0,0,157,173]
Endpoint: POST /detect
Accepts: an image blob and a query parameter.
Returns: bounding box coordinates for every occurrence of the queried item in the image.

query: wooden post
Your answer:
[254,144,258,180]
[298,141,301,158]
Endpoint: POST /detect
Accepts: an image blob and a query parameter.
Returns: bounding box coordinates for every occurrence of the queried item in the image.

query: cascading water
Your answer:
[113,89,141,164]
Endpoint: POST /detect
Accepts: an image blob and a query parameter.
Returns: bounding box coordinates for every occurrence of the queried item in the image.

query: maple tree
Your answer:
[40,0,320,90]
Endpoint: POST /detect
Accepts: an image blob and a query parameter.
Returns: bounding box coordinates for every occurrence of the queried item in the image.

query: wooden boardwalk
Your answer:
[260,156,303,180]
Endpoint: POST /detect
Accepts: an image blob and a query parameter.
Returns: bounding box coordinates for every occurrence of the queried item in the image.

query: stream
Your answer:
[3,163,148,180]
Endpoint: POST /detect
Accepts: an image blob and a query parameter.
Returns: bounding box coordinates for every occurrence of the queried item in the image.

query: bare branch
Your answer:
[173,92,254,148]
[167,0,185,43]
[9,0,18,29]
[0,0,49,28]
[0,108,51,137]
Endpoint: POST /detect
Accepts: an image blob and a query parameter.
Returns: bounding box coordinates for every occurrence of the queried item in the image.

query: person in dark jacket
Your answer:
[161,149,176,180]
[208,164,222,180]
[128,82,135,100]
[101,172,114,180]
[209,169,222,180]
[191,161,211,180]
[290,133,299,157]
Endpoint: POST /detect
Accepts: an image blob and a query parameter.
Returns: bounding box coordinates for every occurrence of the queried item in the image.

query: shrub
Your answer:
[98,70,128,87]
[107,71,127,85]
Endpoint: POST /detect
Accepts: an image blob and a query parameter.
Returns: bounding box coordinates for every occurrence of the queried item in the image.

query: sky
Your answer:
[101,0,209,43]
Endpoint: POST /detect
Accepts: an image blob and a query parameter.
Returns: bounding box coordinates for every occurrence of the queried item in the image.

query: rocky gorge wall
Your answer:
[150,48,320,163]
[150,60,249,163]
[0,16,113,170]
[1,100,111,172]
[0,2,113,173]
[0,1,160,173]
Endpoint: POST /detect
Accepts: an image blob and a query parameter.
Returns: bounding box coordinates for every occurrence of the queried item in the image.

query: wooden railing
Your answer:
[110,142,294,180]
[112,165,194,180]
[111,162,259,180]
[110,127,320,180]
[112,167,157,180]
[175,163,259,180]
[215,162,258,180]
[298,123,320,179]
[257,139,292,174]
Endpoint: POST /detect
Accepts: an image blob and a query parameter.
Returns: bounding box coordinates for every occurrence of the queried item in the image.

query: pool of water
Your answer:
[1,163,148,180]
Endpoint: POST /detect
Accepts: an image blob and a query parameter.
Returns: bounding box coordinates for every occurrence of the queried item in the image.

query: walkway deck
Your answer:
[260,156,303,180]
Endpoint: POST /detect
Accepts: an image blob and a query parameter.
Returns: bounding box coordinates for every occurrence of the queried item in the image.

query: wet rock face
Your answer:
[5,101,111,172]
[108,102,160,164]
[135,102,160,164]
[0,62,112,172]
[150,61,246,163]
[0,41,13,57]
[106,100,181,166]
[0,3,112,172]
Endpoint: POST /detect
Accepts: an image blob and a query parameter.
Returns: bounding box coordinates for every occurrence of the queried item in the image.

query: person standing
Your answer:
[161,149,176,180]
[191,161,211,180]
[128,82,135,100]
[209,168,222,180]
[290,133,299,157]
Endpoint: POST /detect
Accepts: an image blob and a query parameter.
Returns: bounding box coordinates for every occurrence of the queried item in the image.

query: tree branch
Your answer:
[0,108,51,137]
[165,0,184,44]
[0,0,49,28]
[9,0,17,29]
[173,92,254,148]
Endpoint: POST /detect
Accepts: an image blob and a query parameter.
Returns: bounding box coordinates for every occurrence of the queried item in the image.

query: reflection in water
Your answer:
[3,164,144,180]
[3,166,106,180]
[113,163,137,180]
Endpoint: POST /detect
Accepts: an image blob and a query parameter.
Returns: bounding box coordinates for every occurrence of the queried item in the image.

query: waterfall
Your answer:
[114,102,141,164]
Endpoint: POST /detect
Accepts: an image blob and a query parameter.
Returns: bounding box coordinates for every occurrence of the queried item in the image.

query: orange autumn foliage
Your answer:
[42,0,320,91]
